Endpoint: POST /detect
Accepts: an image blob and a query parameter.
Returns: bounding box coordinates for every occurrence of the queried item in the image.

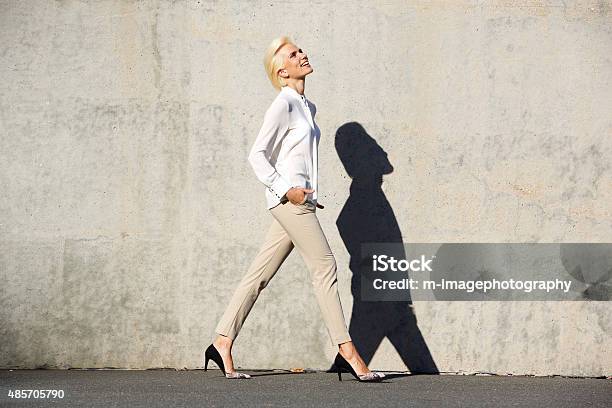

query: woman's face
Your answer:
[278,43,313,80]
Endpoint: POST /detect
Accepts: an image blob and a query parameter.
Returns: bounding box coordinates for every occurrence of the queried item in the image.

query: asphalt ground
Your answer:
[1,369,610,407]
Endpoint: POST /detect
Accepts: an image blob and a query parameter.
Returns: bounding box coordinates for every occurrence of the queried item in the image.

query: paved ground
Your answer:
[0,369,610,407]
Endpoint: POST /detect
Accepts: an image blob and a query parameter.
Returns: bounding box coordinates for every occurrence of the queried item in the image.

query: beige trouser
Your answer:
[214,200,352,345]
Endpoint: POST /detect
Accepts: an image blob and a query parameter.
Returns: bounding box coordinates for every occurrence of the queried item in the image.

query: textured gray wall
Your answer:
[1,0,611,376]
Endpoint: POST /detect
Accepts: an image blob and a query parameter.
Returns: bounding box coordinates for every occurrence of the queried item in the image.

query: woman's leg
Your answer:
[215,216,294,338]
[213,216,294,371]
[269,201,352,345]
[269,201,375,376]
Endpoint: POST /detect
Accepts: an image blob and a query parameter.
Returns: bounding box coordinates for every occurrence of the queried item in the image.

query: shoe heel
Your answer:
[203,343,250,380]
[205,344,225,375]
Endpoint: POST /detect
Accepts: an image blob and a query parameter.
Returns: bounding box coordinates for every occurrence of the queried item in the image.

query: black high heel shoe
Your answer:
[334,353,385,382]
[204,344,251,379]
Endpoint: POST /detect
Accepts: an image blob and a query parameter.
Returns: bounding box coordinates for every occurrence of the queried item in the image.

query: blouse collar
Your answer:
[281,85,306,101]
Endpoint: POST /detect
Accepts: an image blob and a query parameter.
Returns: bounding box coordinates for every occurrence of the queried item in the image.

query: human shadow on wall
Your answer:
[333,122,438,374]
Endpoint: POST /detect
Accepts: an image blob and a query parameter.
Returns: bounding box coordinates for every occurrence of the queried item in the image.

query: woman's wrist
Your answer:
[281,187,297,203]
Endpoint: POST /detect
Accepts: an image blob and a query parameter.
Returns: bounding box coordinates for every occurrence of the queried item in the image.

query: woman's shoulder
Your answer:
[266,93,293,116]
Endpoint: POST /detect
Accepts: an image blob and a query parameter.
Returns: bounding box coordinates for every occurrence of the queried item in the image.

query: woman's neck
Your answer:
[284,79,305,95]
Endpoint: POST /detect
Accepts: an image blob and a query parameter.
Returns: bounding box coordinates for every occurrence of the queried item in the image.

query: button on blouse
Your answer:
[248,86,321,209]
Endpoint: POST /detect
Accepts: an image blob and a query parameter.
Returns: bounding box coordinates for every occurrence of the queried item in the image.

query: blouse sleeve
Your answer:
[247,98,293,199]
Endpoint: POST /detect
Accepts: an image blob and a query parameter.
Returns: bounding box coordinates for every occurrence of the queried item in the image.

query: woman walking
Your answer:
[204,36,384,382]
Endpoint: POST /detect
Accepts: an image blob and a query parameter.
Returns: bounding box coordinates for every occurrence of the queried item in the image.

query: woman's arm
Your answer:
[247,98,293,200]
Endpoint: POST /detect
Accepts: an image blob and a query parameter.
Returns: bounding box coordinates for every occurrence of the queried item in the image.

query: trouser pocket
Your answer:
[287,201,315,214]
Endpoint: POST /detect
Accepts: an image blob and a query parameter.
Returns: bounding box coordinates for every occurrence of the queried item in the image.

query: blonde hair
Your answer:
[263,36,294,91]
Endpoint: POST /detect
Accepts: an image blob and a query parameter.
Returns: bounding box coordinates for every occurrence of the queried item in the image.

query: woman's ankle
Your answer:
[214,335,233,350]
[338,341,357,359]
[338,342,371,374]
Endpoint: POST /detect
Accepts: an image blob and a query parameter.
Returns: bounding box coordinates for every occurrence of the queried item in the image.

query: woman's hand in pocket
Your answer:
[286,188,314,205]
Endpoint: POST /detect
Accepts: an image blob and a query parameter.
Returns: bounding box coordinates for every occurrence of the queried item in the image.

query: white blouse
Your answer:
[248,85,321,209]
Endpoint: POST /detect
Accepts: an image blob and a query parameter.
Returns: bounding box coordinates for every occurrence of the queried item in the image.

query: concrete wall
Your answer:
[1,0,610,376]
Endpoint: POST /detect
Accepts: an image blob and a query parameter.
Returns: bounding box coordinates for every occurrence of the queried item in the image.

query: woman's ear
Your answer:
[278,68,288,79]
